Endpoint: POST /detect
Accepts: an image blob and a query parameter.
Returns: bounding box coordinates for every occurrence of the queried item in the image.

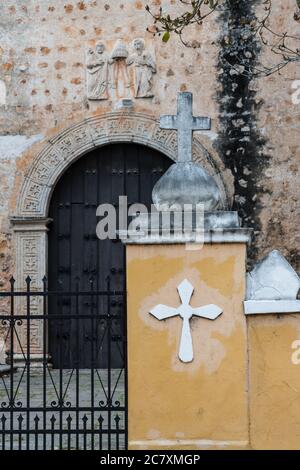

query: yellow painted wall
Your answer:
[249,315,300,449]
[126,243,249,450]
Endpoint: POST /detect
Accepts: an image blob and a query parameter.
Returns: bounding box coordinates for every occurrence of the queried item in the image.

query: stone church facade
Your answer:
[0,0,299,451]
[0,0,298,281]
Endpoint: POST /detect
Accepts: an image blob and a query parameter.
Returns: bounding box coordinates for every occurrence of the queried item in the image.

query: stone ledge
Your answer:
[244,300,300,315]
[129,438,249,450]
[10,216,52,231]
[120,228,252,245]
[120,211,252,245]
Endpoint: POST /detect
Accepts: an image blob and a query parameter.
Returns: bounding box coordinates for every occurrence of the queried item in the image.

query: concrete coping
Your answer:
[120,210,252,245]
[244,300,300,315]
[120,228,252,245]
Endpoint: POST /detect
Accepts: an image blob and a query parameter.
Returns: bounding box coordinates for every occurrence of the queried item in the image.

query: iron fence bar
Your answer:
[9,276,15,450]
[26,276,31,450]
[0,290,124,297]
[107,276,111,451]
[43,276,47,451]
[123,289,128,451]
[111,367,124,404]
[98,415,103,450]
[0,428,125,435]
[62,368,74,403]
[0,277,128,450]
[50,414,55,450]
[1,415,6,450]
[58,289,63,450]
[90,278,95,451]
[0,314,124,321]
[75,278,80,451]
[83,414,87,450]
[115,414,120,450]
[0,406,125,412]
[34,415,39,450]
[18,414,23,450]
[67,414,71,450]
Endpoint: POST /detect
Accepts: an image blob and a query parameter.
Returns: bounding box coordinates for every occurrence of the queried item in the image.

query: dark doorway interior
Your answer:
[48,143,172,368]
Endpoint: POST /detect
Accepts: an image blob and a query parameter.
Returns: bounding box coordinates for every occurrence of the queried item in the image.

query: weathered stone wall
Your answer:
[216,0,300,270]
[253,1,300,271]
[0,2,297,268]
[0,0,298,278]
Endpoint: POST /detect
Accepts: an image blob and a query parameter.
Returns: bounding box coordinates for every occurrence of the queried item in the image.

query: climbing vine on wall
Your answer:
[147,0,300,77]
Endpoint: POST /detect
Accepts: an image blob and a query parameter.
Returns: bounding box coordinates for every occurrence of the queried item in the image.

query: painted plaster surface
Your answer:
[249,315,300,450]
[126,243,248,450]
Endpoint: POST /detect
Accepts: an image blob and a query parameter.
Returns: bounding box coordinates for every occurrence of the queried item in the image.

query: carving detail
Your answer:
[110,39,131,99]
[13,234,45,354]
[128,38,156,98]
[86,42,109,100]
[23,198,39,212]
[86,38,156,101]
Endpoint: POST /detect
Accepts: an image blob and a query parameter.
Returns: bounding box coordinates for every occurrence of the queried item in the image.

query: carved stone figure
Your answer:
[86,42,108,100]
[127,38,156,98]
[86,39,157,101]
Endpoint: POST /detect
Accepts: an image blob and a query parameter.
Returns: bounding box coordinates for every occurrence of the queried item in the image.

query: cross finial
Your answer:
[149,279,222,363]
[160,92,211,163]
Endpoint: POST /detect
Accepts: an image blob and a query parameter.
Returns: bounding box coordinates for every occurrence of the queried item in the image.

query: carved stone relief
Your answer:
[110,39,131,99]
[11,221,50,359]
[128,38,156,98]
[86,42,109,100]
[86,38,156,101]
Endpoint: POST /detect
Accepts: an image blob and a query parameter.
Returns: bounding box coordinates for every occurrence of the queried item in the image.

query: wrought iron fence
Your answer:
[0,276,127,450]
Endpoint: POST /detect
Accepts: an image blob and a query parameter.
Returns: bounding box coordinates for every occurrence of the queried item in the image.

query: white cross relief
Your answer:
[149,279,223,363]
[160,92,211,163]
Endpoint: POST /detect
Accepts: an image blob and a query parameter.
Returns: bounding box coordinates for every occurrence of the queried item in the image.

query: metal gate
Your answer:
[0,143,172,450]
[0,276,127,450]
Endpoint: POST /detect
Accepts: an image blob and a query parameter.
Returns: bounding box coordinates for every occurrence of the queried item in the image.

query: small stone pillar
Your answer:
[123,213,252,450]
[10,217,51,365]
[123,91,252,449]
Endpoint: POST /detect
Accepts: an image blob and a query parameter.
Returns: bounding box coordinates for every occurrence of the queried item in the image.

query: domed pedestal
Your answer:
[152,162,221,211]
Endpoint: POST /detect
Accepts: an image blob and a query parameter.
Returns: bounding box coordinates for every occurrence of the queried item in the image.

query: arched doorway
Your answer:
[48,143,172,369]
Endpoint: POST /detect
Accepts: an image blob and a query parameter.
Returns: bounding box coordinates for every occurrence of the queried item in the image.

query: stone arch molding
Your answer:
[17,112,229,217]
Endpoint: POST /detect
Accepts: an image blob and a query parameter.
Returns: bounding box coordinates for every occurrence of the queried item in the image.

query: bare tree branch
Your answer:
[146,0,300,77]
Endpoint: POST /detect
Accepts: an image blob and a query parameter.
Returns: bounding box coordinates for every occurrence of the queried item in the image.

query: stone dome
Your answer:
[152,162,221,211]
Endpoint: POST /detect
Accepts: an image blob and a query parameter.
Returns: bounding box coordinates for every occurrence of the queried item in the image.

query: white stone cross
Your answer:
[160,92,211,163]
[149,279,222,363]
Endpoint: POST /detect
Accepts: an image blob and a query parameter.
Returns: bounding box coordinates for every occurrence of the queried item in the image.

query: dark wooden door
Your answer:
[48,143,171,368]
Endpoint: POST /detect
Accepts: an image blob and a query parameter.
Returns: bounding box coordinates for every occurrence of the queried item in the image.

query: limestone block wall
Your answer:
[0,0,298,275]
[0,0,299,450]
